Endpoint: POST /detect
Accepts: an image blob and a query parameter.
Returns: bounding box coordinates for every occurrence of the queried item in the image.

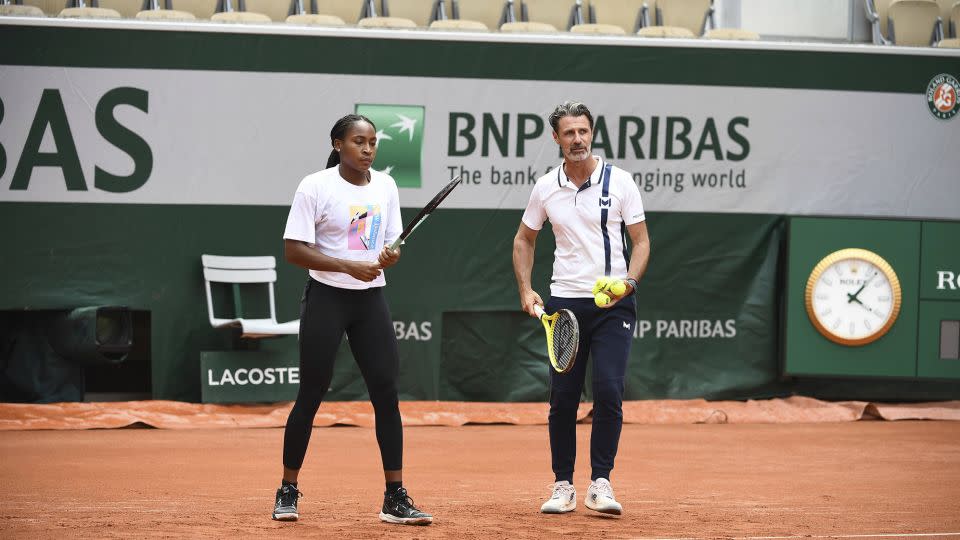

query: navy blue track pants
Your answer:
[545,295,636,483]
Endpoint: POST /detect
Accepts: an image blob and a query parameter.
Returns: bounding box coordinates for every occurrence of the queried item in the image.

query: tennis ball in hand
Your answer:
[609,280,627,297]
[594,292,611,307]
[593,277,613,295]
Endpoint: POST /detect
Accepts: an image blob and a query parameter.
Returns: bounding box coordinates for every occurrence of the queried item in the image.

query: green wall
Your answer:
[2,22,958,403]
[1,203,791,402]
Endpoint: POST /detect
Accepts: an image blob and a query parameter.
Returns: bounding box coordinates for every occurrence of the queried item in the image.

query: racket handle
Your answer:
[533,305,546,317]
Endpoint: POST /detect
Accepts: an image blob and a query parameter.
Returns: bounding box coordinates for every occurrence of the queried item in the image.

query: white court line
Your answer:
[634,534,960,540]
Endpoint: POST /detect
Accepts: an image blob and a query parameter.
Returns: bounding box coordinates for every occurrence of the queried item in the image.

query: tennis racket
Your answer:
[533,305,580,374]
[388,175,463,251]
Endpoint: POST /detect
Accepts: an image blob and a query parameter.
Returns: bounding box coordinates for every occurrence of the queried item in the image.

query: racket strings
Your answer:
[551,314,579,371]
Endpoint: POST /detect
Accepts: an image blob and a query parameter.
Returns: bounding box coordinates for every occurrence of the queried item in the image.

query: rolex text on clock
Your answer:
[804,248,903,346]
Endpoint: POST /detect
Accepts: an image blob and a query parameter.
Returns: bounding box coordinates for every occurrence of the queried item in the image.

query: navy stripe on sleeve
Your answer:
[620,221,630,269]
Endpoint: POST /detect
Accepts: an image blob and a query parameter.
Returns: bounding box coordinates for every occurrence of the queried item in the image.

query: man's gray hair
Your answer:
[548,101,594,132]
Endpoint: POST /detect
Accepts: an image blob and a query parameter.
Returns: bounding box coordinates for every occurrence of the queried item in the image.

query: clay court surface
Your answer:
[2,418,959,539]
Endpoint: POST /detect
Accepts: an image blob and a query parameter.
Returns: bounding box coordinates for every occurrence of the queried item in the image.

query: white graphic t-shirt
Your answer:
[283,166,402,289]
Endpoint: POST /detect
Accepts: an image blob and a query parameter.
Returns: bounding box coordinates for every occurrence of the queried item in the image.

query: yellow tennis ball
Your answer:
[593,277,612,295]
[594,292,611,307]
[609,280,626,297]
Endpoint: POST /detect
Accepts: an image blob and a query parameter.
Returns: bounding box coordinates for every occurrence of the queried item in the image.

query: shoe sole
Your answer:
[272,513,298,521]
[378,512,433,525]
[540,506,576,514]
[584,501,622,516]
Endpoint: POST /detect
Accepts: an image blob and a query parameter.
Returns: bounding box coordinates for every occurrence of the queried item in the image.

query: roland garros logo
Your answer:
[926,73,959,120]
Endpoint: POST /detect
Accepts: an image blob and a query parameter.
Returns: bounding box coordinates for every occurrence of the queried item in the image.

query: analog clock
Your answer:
[805,248,902,346]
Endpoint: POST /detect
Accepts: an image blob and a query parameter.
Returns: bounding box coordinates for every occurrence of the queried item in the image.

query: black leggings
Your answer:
[282,278,402,471]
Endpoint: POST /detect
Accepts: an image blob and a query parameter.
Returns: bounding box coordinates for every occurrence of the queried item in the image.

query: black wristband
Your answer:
[625,278,639,294]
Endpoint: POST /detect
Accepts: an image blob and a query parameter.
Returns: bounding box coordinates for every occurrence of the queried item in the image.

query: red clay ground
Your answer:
[1,422,959,539]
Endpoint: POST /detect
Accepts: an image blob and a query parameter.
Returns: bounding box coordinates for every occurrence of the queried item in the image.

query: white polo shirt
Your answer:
[521,156,645,298]
[283,166,402,290]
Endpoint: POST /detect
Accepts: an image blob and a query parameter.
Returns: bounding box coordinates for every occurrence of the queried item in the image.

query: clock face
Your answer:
[805,248,902,346]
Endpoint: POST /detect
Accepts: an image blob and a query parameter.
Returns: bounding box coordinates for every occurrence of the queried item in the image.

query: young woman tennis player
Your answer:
[272,113,432,526]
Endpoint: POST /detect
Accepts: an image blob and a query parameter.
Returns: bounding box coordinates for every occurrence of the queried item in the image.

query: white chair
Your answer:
[201,254,300,338]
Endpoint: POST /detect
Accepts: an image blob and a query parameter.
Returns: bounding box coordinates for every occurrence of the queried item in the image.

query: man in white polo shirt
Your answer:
[512,101,651,516]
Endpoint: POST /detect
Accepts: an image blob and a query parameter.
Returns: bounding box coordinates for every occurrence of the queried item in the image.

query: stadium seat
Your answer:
[201,255,300,339]
[887,0,941,45]
[646,0,714,37]
[863,0,939,43]
[518,0,581,31]
[315,0,368,23]
[171,0,218,19]
[21,0,62,15]
[586,0,643,33]
[59,6,122,17]
[637,25,694,37]
[933,0,956,35]
[428,17,486,30]
[866,0,891,42]
[96,0,142,17]
[950,0,959,36]
[357,14,416,27]
[453,0,515,30]
[500,20,556,32]
[136,7,196,18]
[285,12,343,24]
[0,3,46,15]
[704,27,759,40]
[379,0,439,26]
[211,9,270,21]
[569,22,625,35]
[241,0,290,21]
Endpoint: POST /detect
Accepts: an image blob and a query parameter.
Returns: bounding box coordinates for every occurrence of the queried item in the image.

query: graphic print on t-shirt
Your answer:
[348,204,381,250]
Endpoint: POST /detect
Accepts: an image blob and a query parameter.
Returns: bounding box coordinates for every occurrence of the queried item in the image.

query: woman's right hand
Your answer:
[345,260,383,282]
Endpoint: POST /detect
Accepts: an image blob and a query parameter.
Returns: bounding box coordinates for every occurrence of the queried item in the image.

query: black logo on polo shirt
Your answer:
[599,197,612,207]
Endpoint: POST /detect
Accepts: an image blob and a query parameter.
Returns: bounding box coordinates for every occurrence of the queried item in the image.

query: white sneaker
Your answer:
[540,481,576,513]
[585,478,622,515]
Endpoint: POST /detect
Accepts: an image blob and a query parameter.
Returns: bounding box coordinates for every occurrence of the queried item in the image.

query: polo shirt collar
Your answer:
[556,156,604,191]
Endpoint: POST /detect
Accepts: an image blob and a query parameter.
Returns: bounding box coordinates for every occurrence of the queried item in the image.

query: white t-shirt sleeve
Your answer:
[385,179,402,246]
[283,186,318,243]
[520,182,547,231]
[620,176,646,225]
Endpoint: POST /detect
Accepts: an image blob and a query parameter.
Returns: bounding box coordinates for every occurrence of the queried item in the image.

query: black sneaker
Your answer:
[379,487,433,525]
[272,484,301,521]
